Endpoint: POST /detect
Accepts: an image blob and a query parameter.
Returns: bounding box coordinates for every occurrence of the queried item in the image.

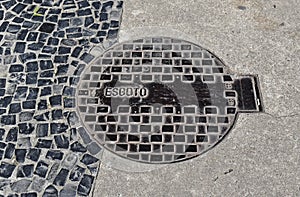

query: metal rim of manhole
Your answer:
[76,37,263,164]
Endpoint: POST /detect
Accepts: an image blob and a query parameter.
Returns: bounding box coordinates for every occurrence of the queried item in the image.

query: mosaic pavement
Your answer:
[0,0,123,196]
[0,0,267,195]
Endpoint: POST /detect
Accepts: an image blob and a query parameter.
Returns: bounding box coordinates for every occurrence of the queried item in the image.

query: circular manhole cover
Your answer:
[77,37,257,163]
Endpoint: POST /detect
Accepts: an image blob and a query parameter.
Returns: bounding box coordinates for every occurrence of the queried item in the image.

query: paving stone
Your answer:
[67,111,79,126]
[0,79,5,88]
[14,86,28,100]
[15,149,27,163]
[6,127,18,142]
[47,163,60,181]
[57,77,68,84]
[26,148,41,162]
[62,153,78,169]
[30,176,46,192]
[38,100,48,110]
[63,98,75,108]
[77,174,94,196]
[49,95,62,107]
[53,168,69,186]
[36,139,53,149]
[19,112,33,123]
[17,164,34,178]
[34,161,49,178]
[0,179,11,191]
[11,179,32,193]
[46,150,64,160]
[0,162,16,178]
[19,123,35,134]
[62,87,75,97]
[7,194,18,197]
[47,38,59,46]
[0,141,6,149]
[28,42,44,51]
[51,109,63,120]
[4,143,15,159]
[12,3,26,14]
[14,42,26,53]
[71,47,82,58]
[40,71,54,78]
[5,84,16,95]
[43,185,58,197]
[20,192,37,197]
[50,123,68,134]
[19,52,36,63]
[0,142,6,149]
[87,165,98,176]
[0,96,12,108]
[0,109,6,115]
[78,127,92,144]
[17,137,32,148]
[13,16,25,23]
[38,79,53,86]
[58,47,71,55]
[80,154,99,165]
[9,73,26,84]
[87,142,102,155]
[34,112,50,121]
[59,184,77,197]
[39,23,56,33]
[0,150,4,160]
[54,134,69,149]
[22,100,36,109]
[7,24,21,34]
[0,129,5,141]
[70,142,87,152]
[26,73,38,84]
[54,55,68,63]
[27,88,39,99]
[69,165,85,182]
[0,11,3,20]
[36,123,49,137]
[1,115,16,125]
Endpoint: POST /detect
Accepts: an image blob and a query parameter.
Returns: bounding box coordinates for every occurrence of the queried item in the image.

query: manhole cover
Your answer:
[77,37,263,163]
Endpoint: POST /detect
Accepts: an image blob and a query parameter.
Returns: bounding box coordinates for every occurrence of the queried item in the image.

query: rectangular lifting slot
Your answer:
[233,75,263,113]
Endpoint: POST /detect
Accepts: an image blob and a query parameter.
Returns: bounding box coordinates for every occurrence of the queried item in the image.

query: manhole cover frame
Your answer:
[76,36,263,164]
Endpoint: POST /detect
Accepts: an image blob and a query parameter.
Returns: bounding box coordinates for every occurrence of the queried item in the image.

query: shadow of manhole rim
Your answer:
[76,37,263,164]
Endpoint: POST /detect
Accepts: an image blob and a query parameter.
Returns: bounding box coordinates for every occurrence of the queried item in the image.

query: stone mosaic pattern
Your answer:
[0,0,123,196]
[77,37,245,163]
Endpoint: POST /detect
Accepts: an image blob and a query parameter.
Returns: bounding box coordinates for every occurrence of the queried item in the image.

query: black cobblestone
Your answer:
[17,164,34,178]
[53,168,69,186]
[15,149,27,163]
[34,160,48,178]
[69,165,85,182]
[0,162,16,178]
[26,148,41,162]
[46,150,64,160]
[70,142,87,152]
[6,127,18,142]
[77,174,94,196]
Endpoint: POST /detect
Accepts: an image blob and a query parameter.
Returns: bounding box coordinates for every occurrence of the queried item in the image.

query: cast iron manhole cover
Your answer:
[77,37,263,163]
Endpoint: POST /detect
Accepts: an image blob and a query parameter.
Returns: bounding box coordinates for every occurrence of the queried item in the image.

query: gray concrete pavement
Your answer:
[93,0,300,196]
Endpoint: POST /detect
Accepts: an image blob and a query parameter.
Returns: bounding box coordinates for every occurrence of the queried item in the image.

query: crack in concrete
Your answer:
[263,112,300,119]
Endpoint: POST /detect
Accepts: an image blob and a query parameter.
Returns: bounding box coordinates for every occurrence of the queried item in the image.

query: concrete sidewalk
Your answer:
[93,0,300,196]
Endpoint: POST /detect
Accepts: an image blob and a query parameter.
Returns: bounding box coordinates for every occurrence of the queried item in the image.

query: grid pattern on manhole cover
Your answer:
[77,37,238,163]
